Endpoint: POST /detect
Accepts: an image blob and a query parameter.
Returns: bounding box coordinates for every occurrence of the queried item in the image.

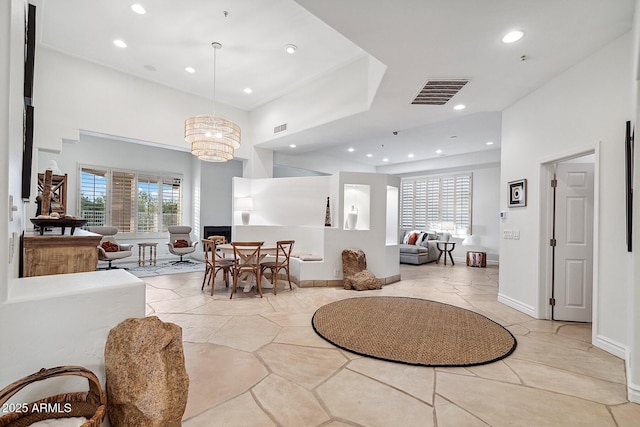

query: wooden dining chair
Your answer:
[260,240,295,295]
[230,241,264,299]
[201,239,234,296]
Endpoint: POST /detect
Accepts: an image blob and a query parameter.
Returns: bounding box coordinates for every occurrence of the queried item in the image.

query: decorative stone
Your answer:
[341,249,382,290]
[342,249,367,278]
[344,270,382,291]
[105,316,189,427]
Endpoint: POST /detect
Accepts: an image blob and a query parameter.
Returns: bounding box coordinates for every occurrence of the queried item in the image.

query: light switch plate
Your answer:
[9,195,18,221]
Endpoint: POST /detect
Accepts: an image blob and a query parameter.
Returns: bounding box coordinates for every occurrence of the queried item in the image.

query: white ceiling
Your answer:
[33,0,635,168]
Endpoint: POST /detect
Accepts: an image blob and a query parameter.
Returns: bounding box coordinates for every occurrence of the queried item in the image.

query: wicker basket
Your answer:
[0,366,106,427]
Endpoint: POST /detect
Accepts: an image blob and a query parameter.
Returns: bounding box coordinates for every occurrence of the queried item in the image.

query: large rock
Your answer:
[105,316,189,427]
[344,270,382,291]
[342,249,367,278]
[342,249,382,291]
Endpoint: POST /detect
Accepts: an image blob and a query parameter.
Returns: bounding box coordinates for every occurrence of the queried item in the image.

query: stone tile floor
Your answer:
[144,263,640,427]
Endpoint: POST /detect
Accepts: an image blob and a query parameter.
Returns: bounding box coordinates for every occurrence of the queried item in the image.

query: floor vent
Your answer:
[274,123,288,134]
[411,80,469,105]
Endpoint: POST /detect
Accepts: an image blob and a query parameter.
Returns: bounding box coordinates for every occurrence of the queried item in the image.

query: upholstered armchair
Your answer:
[167,225,198,263]
[91,226,133,269]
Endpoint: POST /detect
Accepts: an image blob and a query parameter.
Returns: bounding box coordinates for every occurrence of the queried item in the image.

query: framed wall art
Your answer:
[625,120,634,252]
[508,179,527,208]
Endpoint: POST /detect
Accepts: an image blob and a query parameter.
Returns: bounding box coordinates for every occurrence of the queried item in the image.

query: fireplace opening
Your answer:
[203,226,232,243]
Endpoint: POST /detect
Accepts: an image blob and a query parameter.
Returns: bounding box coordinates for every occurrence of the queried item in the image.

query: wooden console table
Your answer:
[22,229,102,277]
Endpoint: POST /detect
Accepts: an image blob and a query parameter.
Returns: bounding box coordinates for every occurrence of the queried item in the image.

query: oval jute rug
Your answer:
[312,297,517,367]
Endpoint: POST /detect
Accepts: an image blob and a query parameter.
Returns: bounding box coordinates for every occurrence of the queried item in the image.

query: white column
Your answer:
[243,146,273,179]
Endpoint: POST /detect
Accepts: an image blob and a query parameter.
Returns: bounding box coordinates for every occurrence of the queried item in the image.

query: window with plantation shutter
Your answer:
[80,168,107,226]
[79,165,182,234]
[414,180,427,228]
[455,175,471,232]
[400,180,414,228]
[426,178,440,229]
[400,173,472,235]
[440,177,455,223]
[111,171,136,232]
[161,177,181,232]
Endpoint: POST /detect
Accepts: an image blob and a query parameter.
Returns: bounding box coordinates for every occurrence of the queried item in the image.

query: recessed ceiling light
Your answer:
[502,30,524,44]
[285,44,297,54]
[436,149,443,154]
[289,144,296,148]
[383,158,389,162]
[113,39,127,48]
[348,148,355,152]
[486,141,494,145]
[243,88,252,94]
[184,67,195,73]
[408,153,415,158]
[453,104,466,111]
[130,4,146,14]
[366,153,373,157]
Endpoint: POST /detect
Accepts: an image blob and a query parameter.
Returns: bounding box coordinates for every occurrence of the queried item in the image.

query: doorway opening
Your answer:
[539,150,597,322]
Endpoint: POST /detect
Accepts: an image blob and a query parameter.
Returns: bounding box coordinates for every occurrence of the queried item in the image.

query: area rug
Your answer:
[115,260,205,278]
[312,296,517,367]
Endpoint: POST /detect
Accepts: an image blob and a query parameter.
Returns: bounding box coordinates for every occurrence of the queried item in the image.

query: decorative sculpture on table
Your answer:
[324,196,331,227]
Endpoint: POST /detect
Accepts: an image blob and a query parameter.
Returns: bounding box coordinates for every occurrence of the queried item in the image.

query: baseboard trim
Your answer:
[594,334,627,359]
[628,381,640,404]
[497,293,536,317]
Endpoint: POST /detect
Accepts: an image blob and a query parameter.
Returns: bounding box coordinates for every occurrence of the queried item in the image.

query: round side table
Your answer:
[138,242,158,266]
[436,241,456,265]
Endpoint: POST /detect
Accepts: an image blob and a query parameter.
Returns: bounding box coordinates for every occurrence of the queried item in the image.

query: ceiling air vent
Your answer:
[411,79,469,105]
[274,123,288,134]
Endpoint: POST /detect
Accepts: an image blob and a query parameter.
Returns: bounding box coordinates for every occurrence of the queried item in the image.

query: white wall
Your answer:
[250,55,380,146]
[629,0,640,403]
[274,151,376,175]
[1,0,26,291]
[273,165,329,177]
[1,271,145,396]
[232,172,400,282]
[33,47,250,155]
[500,31,634,387]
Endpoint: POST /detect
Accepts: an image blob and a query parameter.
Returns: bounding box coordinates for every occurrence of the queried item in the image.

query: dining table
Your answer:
[216,243,277,292]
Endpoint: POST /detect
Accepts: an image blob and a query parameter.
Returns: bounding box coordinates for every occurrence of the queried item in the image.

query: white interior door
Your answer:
[553,162,594,322]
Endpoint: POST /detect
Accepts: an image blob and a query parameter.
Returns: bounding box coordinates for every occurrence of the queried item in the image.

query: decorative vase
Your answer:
[346,205,358,230]
[241,211,250,225]
[324,197,331,227]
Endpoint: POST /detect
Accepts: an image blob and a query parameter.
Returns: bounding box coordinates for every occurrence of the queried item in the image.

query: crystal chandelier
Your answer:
[185,42,241,162]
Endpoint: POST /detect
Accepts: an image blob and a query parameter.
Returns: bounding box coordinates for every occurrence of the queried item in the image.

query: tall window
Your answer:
[80,166,182,233]
[400,173,472,234]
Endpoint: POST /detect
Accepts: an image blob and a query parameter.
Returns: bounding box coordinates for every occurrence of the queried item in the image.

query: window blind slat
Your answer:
[111,171,136,233]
